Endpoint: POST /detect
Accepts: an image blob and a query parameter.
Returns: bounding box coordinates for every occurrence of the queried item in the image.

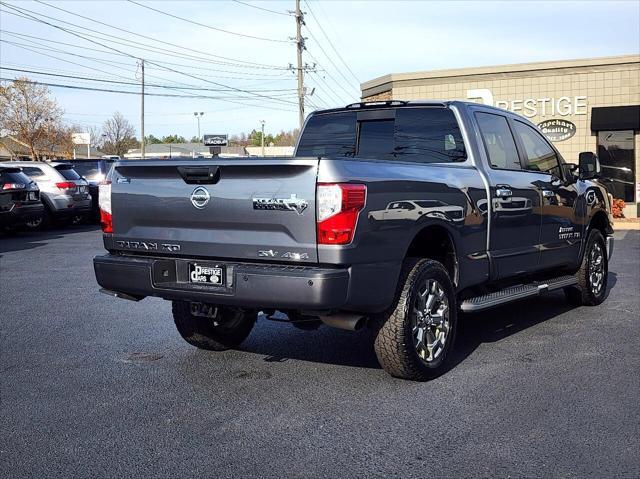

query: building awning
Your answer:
[591,105,640,131]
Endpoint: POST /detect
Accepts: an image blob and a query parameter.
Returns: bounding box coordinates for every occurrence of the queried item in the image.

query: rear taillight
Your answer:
[55,181,76,190]
[317,183,366,245]
[98,180,112,233]
[2,183,25,190]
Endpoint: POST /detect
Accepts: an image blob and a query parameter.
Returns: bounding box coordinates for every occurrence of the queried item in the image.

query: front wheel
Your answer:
[374,258,457,381]
[172,301,257,351]
[564,229,608,306]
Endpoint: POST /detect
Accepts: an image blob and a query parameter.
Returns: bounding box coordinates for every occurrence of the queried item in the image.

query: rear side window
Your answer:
[0,170,31,185]
[55,165,81,180]
[20,166,48,180]
[475,112,522,170]
[296,111,356,157]
[512,121,561,176]
[393,108,466,163]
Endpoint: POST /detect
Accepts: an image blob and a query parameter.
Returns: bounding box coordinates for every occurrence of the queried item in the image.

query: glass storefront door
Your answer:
[597,130,636,202]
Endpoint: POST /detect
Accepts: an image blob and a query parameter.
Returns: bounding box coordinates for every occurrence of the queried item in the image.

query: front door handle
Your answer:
[542,190,555,198]
[495,186,513,198]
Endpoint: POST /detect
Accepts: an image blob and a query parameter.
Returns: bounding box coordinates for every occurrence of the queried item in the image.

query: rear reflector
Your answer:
[317,183,366,245]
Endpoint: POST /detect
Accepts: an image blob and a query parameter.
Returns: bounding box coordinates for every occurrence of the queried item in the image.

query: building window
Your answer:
[597,130,636,203]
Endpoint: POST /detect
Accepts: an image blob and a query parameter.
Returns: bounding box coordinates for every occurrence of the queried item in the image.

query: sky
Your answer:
[1,0,639,141]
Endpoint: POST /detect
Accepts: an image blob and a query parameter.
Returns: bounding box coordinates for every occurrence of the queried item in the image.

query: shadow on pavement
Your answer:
[0,224,101,255]
[241,272,617,374]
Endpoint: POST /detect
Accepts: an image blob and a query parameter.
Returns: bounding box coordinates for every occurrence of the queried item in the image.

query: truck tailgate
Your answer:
[109,158,319,263]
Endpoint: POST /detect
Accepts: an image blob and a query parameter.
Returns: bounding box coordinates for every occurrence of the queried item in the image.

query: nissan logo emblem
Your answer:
[190,187,210,209]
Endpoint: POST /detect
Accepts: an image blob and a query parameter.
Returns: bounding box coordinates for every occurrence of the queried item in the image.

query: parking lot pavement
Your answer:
[1,227,639,478]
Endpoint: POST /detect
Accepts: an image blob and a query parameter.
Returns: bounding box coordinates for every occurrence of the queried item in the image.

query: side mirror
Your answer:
[578,152,600,180]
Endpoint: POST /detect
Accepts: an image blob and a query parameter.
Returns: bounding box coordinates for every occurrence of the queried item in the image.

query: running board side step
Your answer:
[460,275,578,312]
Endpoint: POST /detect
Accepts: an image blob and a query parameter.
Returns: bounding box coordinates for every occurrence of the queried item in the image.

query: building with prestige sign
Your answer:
[361,55,640,217]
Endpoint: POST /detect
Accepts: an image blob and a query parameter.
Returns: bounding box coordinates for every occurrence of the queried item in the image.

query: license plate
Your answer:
[189,263,225,286]
[28,192,37,201]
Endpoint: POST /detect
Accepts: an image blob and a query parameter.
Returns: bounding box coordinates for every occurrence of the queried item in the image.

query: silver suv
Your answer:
[0,161,92,227]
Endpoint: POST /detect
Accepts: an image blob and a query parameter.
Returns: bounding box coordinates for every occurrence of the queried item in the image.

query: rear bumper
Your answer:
[0,203,44,226]
[94,254,352,310]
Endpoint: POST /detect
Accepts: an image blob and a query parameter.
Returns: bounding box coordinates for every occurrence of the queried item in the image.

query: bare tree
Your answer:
[87,125,103,149]
[0,77,64,160]
[101,111,138,156]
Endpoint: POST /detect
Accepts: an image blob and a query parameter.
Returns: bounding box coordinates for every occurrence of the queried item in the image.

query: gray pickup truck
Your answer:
[94,100,614,381]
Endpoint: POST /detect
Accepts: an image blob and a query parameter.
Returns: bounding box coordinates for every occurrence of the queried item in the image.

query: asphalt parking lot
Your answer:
[1,226,639,478]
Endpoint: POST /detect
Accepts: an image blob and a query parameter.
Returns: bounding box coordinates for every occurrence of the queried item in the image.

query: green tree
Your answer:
[161,134,186,144]
[145,134,162,144]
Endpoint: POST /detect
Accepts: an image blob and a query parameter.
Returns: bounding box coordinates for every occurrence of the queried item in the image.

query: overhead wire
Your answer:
[303,0,360,85]
[127,0,290,43]
[0,2,300,108]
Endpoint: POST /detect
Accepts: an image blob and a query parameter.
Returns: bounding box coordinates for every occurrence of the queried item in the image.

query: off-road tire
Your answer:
[172,301,257,351]
[564,229,608,306]
[374,258,457,381]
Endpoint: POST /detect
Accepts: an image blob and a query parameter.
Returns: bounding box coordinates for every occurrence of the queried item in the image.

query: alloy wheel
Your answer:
[412,279,450,363]
[588,241,605,295]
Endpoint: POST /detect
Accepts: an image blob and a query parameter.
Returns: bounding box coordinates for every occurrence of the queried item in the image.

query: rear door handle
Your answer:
[495,186,513,198]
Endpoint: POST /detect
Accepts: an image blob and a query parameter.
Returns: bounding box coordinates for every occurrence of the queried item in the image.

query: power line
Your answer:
[3,7,287,71]
[0,67,299,93]
[304,49,352,103]
[0,2,299,107]
[232,0,291,17]
[22,1,288,69]
[127,0,290,43]
[0,77,298,111]
[0,30,295,78]
[303,0,360,84]
[303,25,358,98]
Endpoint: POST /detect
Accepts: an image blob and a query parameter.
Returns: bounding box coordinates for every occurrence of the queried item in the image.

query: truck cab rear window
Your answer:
[296,107,466,163]
[296,111,356,157]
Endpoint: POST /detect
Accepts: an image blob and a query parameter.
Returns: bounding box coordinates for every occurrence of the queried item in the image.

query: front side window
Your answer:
[513,121,561,176]
[475,112,522,171]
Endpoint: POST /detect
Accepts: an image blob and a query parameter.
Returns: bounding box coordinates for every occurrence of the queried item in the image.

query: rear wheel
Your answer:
[172,301,257,351]
[24,215,44,230]
[564,229,608,306]
[374,258,457,381]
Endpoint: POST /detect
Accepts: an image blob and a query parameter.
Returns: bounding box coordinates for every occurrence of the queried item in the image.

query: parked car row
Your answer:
[0,159,113,231]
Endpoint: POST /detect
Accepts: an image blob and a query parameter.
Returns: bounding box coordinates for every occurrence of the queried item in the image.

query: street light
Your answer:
[194,112,204,142]
[260,120,265,157]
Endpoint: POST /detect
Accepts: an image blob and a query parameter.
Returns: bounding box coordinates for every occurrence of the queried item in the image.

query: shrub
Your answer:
[611,198,626,219]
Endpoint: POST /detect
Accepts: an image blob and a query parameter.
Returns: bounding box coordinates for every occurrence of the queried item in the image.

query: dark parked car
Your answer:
[57,159,113,220]
[0,166,44,230]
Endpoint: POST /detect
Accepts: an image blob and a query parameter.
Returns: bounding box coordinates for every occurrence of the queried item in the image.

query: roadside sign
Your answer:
[72,132,90,145]
[203,134,228,146]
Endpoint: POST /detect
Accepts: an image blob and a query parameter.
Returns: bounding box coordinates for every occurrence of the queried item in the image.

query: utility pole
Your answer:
[194,112,204,141]
[140,59,145,159]
[295,0,304,130]
[260,120,265,157]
